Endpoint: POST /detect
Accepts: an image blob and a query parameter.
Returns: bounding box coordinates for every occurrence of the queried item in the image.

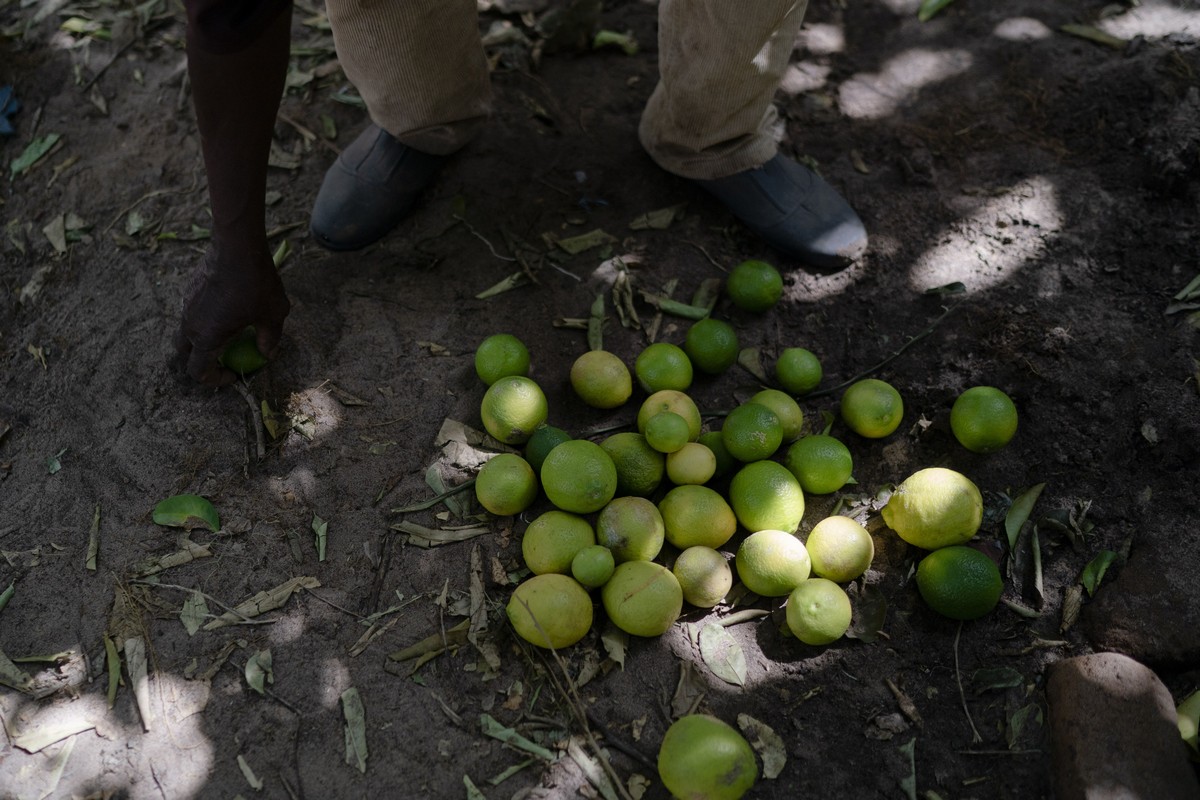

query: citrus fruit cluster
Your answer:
[473,285,1020,653]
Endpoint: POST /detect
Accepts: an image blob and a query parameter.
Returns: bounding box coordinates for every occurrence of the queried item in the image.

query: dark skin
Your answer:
[175,6,292,386]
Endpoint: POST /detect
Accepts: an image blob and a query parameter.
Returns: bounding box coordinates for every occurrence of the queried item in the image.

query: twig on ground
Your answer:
[303,587,364,621]
[453,215,517,262]
[104,170,201,234]
[808,302,960,399]
[685,240,725,271]
[232,382,266,462]
[954,622,983,744]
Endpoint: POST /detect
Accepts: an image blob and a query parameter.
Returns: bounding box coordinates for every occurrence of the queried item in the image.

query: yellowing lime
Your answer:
[219,327,269,376]
[805,515,874,583]
[595,496,666,562]
[784,434,854,495]
[840,378,903,439]
[728,460,805,533]
[481,375,548,445]
[721,402,783,462]
[658,484,737,550]
[665,442,717,485]
[475,453,538,516]
[950,386,1018,453]
[786,578,852,645]
[602,560,683,637]
[637,390,702,442]
[658,715,758,800]
[571,545,616,588]
[775,347,822,395]
[599,432,665,497]
[915,546,1003,620]
[880,467,983,550]
[570,350,632,409]
[673,546,733,608]
[727,259,783,313]
[524,424,572,474]
[635,342,694,394]
[644,411,692,454]
[749,388,804,443]
[684,318,740,375]
[735,529,811,597]
[540,439,618,514]
[507,573,593,649]
[521,510,595,575]
[474,333,530,386]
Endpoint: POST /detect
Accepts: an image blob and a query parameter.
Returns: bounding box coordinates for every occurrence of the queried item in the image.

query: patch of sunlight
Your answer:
[1099,0,1200,39]
[267,606,310,646]
[839,48,973,119]
[909,176,1063,293]
[876,0,922,15]
[797,23,846,55]
[319,656,352,709]
[1,673,213,799]
[780,61,832,96]
[994,17,1054,42]
[784,259,868,303]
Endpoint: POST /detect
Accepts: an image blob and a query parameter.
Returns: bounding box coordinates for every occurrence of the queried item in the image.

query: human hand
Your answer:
[174,243,290,387]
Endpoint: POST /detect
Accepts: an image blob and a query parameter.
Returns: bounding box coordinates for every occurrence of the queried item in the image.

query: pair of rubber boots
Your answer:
[309,123,867,270]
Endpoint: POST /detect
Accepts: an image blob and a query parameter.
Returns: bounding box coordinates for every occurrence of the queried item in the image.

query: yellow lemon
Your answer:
[735,529,811,597]
[481,375,548,445]
[665,442,717,485]
[786,578,852,645]
[880,467,983,550]
[673,546,733,608]
[658,485,737,550]
[728,460,805,533]
[475,454,538,516]
[658,715,758,800]
[805,516,874,583]
[521,510,595,575]
[602,560,683,637]
[570,350,632,409]
[540,439,618,514]
[595,496,666,562]
[637,390,702,442]
[507,573,593,649]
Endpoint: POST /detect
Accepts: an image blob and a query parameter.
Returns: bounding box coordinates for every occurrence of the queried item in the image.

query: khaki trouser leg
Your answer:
[325,0,491,155]
[640,0,809,181]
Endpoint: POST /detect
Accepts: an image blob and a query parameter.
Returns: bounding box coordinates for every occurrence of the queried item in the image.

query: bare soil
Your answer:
[2,1,1199,798]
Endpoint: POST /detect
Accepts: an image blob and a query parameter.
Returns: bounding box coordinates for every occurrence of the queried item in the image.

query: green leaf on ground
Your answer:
[972,666,1023,693]
[1081,550,1118,596]
[593,29,638,55]
[917,0,957,21]
[342,687,369,773]
[479,713,556,761]
[1007,703,1042,750]
[11,133,61,178]
[0,581,13,615]
[152,494,220,532]
[898,737,917,799]
[1005,483,1045,551]
[244,649,273,695]
[698,623,746,686]
[312,514,328,562]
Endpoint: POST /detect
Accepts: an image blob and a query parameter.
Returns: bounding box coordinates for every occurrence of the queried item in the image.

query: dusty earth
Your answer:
[2,0,1199,798]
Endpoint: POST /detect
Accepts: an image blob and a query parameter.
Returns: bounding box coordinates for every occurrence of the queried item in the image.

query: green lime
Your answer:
[635,342,693,394]
[684,318,739,375]
[784,434,853,495]
[775,347,822,395]
[474,333,530,386]
[915,546,1003,621]
[726,259,783,313]
[950,386,1018,453]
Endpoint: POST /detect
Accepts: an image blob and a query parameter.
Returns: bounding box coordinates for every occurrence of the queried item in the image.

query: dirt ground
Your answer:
[2,1,1199,798]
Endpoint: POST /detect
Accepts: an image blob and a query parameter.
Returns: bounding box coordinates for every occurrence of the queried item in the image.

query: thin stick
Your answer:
[685,240,725,271]
[954,622,983,744]
[104,171,201,233]
[302,587,365,621]
[232,382,266,461]
[452,215,517,262]
[808,302,960,399]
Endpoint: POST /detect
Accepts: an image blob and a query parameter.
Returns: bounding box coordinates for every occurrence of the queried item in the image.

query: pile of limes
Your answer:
[468,263,1021,797]
[475,332,1015,654]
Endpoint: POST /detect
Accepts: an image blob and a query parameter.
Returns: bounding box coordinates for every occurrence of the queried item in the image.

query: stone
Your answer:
[1046,652,1200,800]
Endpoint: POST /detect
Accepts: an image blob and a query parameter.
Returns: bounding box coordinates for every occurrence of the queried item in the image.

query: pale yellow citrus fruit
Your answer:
[474,333,530,386]
[915,546,1003,620]
[635,342,693,393]
[684,318,740,375]
[571,545,616,588]
[784,434,854,495]
[950,386,1018,453]
[475,453,538,516]
[658,715,758,800]
[599,432,665,497]
[673,546,733,608]
[721,402,783,462]
[786,578,852,645]
[665,442,717,485]
[775,347,822,395]
[570,350,633,409]
[728,460,805,533]
[749,388,804,443]
[644,411,692,454]
[658,484,737,550]
[637,390,702,442]
[805,516,874,583]
[735,529,811,597]
[726,259,783,313]
[521,510,595,575]
[540,439,618,514]
[840,378,903,439]
[524,424,572,474]
[507,573,593,649]
[595,496,666,562]
[481,375,548,445]
[880,467,983,550]
[602,560,683,637]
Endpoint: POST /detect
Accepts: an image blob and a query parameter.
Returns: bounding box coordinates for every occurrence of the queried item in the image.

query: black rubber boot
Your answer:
[694,154,868,270]
[310,123,448,252]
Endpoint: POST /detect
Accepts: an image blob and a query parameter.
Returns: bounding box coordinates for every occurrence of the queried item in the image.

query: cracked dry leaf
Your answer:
[479,713,556,761]
[125,636,152,731]
[180,590,208,636]
[130,538,213,578]
[737,714,786,779]
[629,203,685,231]
[244,649,273,695]
[342,687,369,773]
[698,623,746,687]
[0,647,33,694]
[202,576,320,630]
[671,659,707,718]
